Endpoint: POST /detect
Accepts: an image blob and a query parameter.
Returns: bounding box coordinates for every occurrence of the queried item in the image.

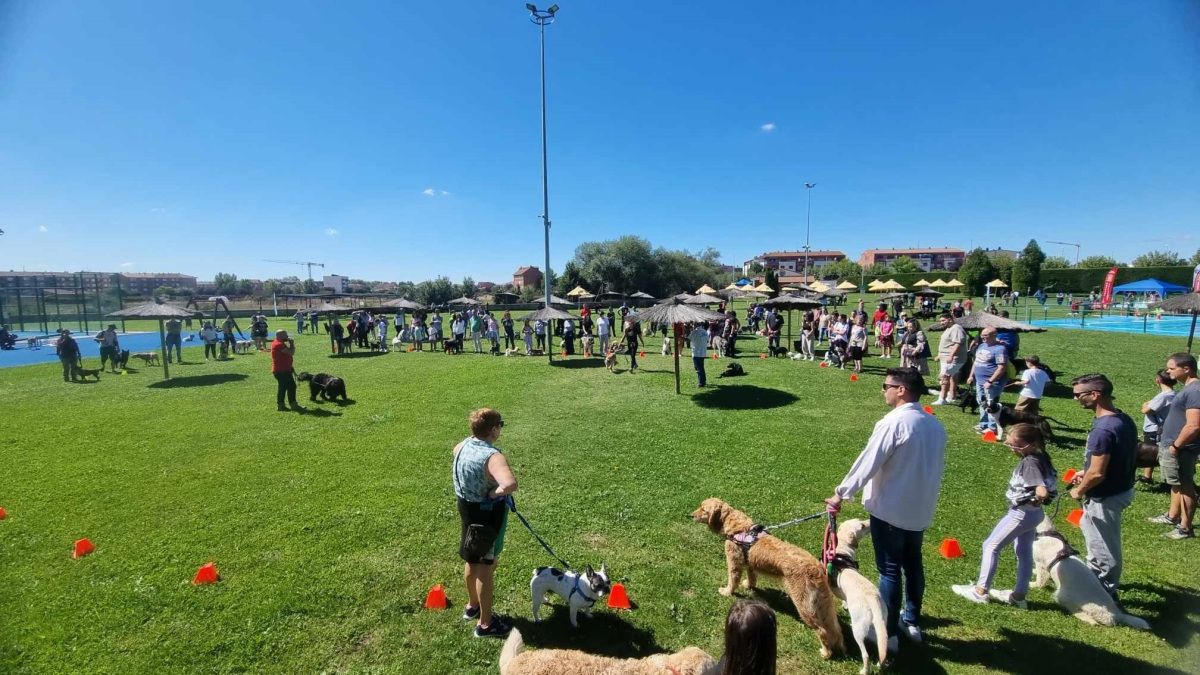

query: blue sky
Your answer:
[1,1,1197,283]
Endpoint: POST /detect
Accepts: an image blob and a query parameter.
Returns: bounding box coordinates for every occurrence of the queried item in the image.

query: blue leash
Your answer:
[507,498,574,571]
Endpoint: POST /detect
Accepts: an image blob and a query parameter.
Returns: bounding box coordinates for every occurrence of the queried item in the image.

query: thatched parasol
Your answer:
[913,279,932,287]
[629,299,726,394]
[381,297,424,311]
[566,285,592,298]
[525,304,576,363]
[914,289,944,297]
[696,284,718,294]
[945,279,964,288]
[685,292,725,305]
[311,301,352,353]
[1160,293,1200,351]
[762,294,822,347]
[929,279,948,287]
[836,280,857,290]
[668,292,695,303]
[448,296,482,306]
[106,301,201,380]
[630,291,655,299]
[932,312,1046,333]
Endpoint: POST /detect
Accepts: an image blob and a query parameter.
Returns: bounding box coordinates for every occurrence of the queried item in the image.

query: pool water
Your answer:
[1032,314,1195,337]
[0,331,223,368]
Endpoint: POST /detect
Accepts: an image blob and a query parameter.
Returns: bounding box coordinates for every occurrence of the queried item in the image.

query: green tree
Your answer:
[1076,255,1121,269]
[888,256,921,274]
[747,262,765,275]
[1131,250,1183,267]
[554,262,584,296]
[1042,256,1072,269]
[459,276,477,298]
[990,253,1016,289]
[864,263,890,277]
[415,276,456,305]
[1191,248,1200,266]
[152,285,177,299]
[1011,240,1046,292]
[213,272,239,295]
[301,278,321,294]
[957,248,996,296]
[764,269,779,298]
[821,259,862,281]
[236,279,254,296]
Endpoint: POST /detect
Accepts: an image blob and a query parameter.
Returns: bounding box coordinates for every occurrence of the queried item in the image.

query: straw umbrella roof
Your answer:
[753,282,774,293]
[695,284,718,294]
[630,298,725,325]
[380,297,424,310]
[312,301,352,313]
[929,279,948,287]
[1160,293,1200,313]
[867,280,885,290]
[914,289,944,297]
[945,279,964,288]
[685,292,725,305]
[523,306,575,322]
[107,301,200,319]
[669,292,695,302]
[724,283,744,291]
[985,279,1009,289]
[936,312,1045,333]
[884,279,906,290]
[835,280,857,290]
[630,291,656,299]
[762,294,822,310]
[913,279,932,287]
[448,296,482,305]
[566,285,592,297]
[741,290,768,298]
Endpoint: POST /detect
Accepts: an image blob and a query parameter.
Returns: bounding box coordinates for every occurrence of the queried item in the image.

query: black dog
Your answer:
[337,336,354,353]
[1137,441,1160,468]
[296,371,348,402]
[717,362,746,378]
[769,346,789,358]
[994,404,1058,445]
[955,388,981,414]
[443,337,463,354]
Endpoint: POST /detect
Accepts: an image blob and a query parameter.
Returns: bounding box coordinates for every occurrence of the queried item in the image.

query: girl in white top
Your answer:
[1139,369,1177,484]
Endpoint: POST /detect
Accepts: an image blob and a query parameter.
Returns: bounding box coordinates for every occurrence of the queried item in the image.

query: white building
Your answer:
[323,274,348,293]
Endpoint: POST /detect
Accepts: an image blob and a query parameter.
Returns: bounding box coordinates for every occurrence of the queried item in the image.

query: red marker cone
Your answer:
[938,538,963,559]
[72,538,95,559]
[982,429,997,443]
[850,374,858,382]
[1062,468,1078,483]
[1067,509,1084,527]
[760,353,768,359]
[561,350,567,357]
[712,353,719,359]
[819,361,828,368]
[639,351,645,358]
[0,507,7,520]
[607,582,632,610]
[923,405,934,414]
[193,562,219,585]
[424,584,449,610]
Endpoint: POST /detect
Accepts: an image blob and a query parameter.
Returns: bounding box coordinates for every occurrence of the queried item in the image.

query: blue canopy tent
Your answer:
[1111,278,1190,295]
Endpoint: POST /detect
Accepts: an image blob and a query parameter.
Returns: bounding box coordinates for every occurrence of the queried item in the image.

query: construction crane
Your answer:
[264,259,326,281]
[1046,241,1081,265]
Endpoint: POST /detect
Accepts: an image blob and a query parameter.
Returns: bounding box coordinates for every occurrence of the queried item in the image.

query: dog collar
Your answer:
[568,577,597,606]
[1040,531,1079,570]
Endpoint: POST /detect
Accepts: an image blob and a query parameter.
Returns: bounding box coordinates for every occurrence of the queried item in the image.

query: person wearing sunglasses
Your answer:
[1068,373,1138,600]
[826,367,947,652]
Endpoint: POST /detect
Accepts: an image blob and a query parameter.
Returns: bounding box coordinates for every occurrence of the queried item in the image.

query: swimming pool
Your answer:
[1032,314,1196,337]
[0,331,212,368]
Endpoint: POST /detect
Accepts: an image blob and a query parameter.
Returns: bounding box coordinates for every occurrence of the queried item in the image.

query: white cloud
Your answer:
[149,207,167,214]
[120,262,134,267]
[325,227,339,236]
[422,188,436,196]
[440,190,450,196]
[761,122,776,132]
[38,225,48,232]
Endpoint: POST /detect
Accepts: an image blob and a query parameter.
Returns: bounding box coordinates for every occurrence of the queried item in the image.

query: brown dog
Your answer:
[692,497,845,659]
[499,629,714,675]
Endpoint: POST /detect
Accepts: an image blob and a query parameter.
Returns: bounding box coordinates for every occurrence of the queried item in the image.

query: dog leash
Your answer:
[508,501,574,571]
[761,509,829,532]
[821,505,840,577]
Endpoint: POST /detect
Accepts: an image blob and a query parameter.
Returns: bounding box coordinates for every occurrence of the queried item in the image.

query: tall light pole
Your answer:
[528,3,559,362]
[802,182,816,283]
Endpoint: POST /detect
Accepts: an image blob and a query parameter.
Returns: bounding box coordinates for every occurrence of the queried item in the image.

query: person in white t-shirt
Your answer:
[688,322,709,387]
[1138,369,1177,485]
[1005,355,1049,415]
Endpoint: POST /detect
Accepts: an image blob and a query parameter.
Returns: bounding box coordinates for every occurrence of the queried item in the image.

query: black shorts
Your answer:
[849,345,864,360]
[457,498,508,565]
[1144,431,1159,445]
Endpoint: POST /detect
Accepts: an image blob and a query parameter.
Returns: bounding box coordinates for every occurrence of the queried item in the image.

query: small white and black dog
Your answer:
[661,336,672,356]
[530,564,611,628]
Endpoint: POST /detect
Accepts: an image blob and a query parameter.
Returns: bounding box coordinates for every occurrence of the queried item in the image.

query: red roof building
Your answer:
[512,266,543,291]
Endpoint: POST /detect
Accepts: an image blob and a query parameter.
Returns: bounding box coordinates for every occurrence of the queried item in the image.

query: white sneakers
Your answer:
[931,398,946,405]
[951,584,988,604]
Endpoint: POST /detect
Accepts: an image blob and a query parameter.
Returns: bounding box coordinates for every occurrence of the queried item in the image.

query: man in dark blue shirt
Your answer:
[1069,373,1137,598]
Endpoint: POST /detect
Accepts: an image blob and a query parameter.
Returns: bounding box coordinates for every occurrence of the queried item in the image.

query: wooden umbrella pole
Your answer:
[159,319,170,380]
[1189,312,1197,353]
[674,322,681,394]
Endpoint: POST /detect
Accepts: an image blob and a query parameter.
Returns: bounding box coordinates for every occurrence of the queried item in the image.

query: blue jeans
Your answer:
[870,515,925,636]
[165,334,182,362]
[976,379,1005,430]
[693,356,706,386]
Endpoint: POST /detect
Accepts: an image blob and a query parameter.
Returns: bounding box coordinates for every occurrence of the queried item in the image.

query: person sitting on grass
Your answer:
[453,408,518,638]
[952,423,1057,609]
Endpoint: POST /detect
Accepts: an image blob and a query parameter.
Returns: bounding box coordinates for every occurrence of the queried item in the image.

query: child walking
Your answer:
[1139,368,1176,485]
[522,319,533,356]
[952,423,1057,608]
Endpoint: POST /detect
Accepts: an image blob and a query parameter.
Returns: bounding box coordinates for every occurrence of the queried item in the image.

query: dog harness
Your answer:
[1040,530,1079,571]
[729,524,767,562]
[568,576,597,607]
[827,552,859,588]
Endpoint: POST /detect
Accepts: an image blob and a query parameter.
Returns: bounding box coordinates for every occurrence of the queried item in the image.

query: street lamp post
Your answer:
[802,182,816,283]
[528,3,559,363]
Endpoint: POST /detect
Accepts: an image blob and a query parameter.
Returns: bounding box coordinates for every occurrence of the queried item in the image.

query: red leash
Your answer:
[822,504,839,577]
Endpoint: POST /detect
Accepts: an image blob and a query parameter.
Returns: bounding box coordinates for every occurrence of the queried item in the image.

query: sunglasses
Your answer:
[882,383,904,391]
[1072,390,1099,399]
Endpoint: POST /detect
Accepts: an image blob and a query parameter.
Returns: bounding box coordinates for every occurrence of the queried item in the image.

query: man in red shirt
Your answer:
[270,330,302,411]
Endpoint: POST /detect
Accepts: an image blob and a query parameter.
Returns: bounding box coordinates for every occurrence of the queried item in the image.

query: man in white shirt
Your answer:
[688,322,709,387]
[933,313,968,405]
[598,313,611,356]
[1006,355,1049,414]
[826,367,947,650]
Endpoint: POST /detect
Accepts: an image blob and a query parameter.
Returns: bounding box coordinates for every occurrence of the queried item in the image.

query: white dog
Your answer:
[832,519,889,674]
[1032,517,1149,630]
[661,336,672,356]
[530,564,610,628]
[505,348,521,357]
[234,340,254,354]
[391,335,404,348]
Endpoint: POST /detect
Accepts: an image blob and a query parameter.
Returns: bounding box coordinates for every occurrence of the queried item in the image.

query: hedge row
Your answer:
[827,266,1195,294]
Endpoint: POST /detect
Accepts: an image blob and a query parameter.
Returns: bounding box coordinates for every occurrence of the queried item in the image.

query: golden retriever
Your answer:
[691,497,845,659]
[499,629,715,675]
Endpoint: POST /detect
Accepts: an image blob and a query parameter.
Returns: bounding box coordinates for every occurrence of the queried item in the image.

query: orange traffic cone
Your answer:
[1067,509,1084,527]
[639,351,645,358]
[0,506,6,520]
[760,353,768,359]
[819,361,828,368]
[72,538,94,559]
[193,562,219,585]
[938,538,963,559]
[923,405,934,414]
[982,429,997,443]
[712,353,719,359]
[561,350,567,357]
[1062,468,1078,483]
[424,584,449,610]
[607,582,632,610]
[850,374,858,382]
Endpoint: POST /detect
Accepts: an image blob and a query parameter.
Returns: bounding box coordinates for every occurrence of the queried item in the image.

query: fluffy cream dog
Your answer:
[832,519,889,675]
[499,629,715,675]
[691,497,845,659]
[1031,517,1150,630]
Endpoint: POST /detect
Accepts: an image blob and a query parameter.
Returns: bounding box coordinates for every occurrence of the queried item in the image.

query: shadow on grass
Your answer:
[329,351,387,359]
[549,358,605,369]
[299,407,342,417]
[508,607,662,659]
[148,373,249,389]
[692,384,798,410]
[917,626,1190,675]
[1121,580,1200,648]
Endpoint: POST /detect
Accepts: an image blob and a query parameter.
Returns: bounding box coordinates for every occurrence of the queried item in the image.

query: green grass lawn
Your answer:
[1,322,1198,674]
